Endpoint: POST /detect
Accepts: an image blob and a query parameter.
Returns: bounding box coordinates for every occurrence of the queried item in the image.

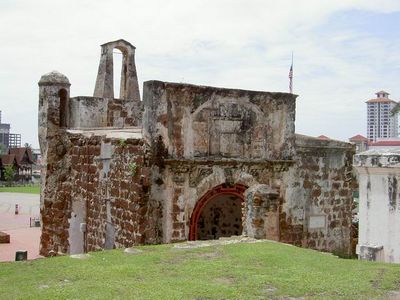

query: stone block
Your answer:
[358,245,383,261]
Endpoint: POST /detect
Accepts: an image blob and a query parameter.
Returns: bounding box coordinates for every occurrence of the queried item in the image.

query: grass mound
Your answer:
[0,185,40,194]
[1,241,399,299]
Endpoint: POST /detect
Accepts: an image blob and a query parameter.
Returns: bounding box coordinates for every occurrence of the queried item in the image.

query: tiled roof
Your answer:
[366,98,397,103]
[349,134,368,141]
[369,141,400,146]
[8,148,33,165]
[317,135,330,140]
[0,154,16,165]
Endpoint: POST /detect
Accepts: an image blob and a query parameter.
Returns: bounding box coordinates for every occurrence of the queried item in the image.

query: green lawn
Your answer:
[0,184,40,194]
[1,241,399,299]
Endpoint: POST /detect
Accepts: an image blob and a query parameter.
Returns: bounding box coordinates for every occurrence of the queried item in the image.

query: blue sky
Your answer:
[0,0,399,148]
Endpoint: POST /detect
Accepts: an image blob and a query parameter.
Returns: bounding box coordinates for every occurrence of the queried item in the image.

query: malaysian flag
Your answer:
[288,54,293,94]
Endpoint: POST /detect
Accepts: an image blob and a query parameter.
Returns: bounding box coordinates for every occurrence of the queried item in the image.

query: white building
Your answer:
[349,134,369,153]
[366,91,398,142]
[354,149,400,263]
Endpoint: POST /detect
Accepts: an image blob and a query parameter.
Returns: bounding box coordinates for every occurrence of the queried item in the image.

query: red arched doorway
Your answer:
[189,183,247,241]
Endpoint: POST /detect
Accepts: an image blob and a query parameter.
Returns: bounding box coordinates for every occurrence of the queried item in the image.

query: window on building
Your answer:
[59,89,68,128]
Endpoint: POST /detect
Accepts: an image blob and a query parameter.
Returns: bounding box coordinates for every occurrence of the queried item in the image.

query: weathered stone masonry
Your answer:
[286,135,356,252]
[39,130,161,256]
[39,39,355,256]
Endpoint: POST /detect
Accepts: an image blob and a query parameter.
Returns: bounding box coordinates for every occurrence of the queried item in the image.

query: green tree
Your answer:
[24,143,32,150]
[4,165,15,186]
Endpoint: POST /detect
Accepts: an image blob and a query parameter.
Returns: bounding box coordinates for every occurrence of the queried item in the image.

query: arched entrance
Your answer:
[189,183,247,240]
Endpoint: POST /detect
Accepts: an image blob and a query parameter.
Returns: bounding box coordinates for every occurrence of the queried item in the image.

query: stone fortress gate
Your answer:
[38,39,356,256]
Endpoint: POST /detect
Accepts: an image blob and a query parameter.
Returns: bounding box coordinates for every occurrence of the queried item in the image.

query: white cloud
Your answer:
[0,0,400,146]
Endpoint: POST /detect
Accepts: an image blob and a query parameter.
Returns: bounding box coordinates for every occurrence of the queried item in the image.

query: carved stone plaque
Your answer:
[309,215,326,229]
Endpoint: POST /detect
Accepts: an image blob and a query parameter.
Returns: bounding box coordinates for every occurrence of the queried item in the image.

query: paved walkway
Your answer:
[0,193,41,262]
[0,192,40,218]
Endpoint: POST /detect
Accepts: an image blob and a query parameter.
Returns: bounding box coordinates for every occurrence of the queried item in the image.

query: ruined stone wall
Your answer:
[142,80,299,244]
[39,68,355,257]
[40,132,160,256]
[143,81,297,160]
[40,130,74,256]
[93,39,141,102]
[70,136,158,251]
[68,97,107,128]
[68,97,141,129]
[152,159,293,243]
[282,134,356,254]
[38,71,72,256]
[243,184,281,241]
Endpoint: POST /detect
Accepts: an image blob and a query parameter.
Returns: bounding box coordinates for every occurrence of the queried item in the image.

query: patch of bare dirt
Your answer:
[195,251,222,259]
[371,268,386,289]
[214,276,235,285]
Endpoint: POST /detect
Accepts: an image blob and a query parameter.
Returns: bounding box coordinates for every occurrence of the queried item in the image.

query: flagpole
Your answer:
[289,52,293,94]
[291,51,293,93]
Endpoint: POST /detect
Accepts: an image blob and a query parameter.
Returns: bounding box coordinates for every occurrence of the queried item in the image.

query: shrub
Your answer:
[4,165,15,186]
